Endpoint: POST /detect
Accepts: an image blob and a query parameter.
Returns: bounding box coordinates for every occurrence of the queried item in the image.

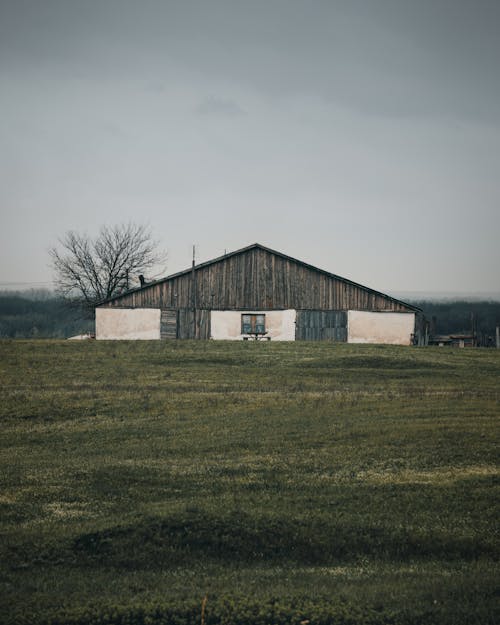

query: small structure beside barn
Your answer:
[428,334,476,348]
[96,243,423,344]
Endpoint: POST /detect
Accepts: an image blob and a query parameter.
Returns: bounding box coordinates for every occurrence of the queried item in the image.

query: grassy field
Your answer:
[0,340,498,625]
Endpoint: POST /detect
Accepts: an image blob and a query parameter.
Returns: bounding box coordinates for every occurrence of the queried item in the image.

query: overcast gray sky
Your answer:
[1,0,499,295]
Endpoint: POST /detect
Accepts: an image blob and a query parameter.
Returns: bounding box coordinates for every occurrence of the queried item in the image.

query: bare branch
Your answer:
[49,224,167,314]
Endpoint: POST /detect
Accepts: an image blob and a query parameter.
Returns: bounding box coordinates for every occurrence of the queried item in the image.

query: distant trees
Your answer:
[411,300,500,345]
[49,224,166,314]
[0,291,94,338]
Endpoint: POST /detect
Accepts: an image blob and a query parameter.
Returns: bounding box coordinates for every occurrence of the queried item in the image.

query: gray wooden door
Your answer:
[295,310,347,341]
[160,309,178,339]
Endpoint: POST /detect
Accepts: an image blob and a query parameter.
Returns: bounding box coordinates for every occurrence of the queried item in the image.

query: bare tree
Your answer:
[49,224,166,312]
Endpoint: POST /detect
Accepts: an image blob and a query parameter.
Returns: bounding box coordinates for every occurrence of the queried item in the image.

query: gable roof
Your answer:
[98,242,420,311]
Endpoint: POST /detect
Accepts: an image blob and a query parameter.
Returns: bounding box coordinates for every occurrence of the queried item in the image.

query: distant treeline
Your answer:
[411,300,500,341]
[0,290,93,338]
[0,291,499,340]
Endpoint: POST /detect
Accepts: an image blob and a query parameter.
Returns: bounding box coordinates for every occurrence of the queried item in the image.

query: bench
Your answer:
[242,333,271,341]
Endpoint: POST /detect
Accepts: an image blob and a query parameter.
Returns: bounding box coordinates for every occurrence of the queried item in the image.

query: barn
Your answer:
[96,243,423,344]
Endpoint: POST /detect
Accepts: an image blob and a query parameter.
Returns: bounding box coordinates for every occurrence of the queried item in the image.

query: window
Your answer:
[241,313,266,334]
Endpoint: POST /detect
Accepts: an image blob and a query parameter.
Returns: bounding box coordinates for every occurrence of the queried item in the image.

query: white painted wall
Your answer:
[210,310,296,341]
[96,308,161,340]
[347,311,415,345]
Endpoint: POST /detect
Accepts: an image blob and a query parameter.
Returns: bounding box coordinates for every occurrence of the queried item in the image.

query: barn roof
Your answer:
[97,242,420,311]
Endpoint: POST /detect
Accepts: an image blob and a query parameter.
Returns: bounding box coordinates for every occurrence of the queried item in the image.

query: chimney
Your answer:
[139,275,146,287]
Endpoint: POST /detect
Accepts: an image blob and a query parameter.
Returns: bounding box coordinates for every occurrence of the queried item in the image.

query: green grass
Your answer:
[0,340,499,625]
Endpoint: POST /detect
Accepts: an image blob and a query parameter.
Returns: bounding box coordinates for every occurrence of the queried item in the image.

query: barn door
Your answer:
[160,309,178,339]
[295,310,347,341]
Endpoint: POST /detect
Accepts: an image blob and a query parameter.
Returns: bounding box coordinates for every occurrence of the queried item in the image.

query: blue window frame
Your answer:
[242,314,266,334]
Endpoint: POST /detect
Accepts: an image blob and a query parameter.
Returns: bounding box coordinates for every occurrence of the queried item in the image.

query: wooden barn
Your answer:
[96,243,422,344]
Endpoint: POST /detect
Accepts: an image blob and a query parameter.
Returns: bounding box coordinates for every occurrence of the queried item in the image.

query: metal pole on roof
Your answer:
[192,245,197,339]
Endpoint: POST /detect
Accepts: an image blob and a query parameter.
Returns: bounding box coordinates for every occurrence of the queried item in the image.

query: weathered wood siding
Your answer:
[176,309,211,340]
[102,248,413,313]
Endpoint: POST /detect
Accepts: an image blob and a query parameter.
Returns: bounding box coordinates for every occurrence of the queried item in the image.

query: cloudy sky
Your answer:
[1,0,499,295]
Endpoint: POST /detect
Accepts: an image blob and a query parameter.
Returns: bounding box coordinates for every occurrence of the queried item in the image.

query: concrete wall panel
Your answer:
[96,308,161,340]
[348,311,415,345]
[211,310,296,341]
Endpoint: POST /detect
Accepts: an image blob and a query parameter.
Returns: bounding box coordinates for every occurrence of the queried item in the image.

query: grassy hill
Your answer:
[0,340,498,625]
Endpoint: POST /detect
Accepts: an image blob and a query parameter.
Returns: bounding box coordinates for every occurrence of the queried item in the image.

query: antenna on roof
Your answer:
[191,244,197,338]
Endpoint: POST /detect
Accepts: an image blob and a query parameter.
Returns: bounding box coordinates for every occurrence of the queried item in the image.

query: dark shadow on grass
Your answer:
[71,511,497,568]
[300,356,455,371]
